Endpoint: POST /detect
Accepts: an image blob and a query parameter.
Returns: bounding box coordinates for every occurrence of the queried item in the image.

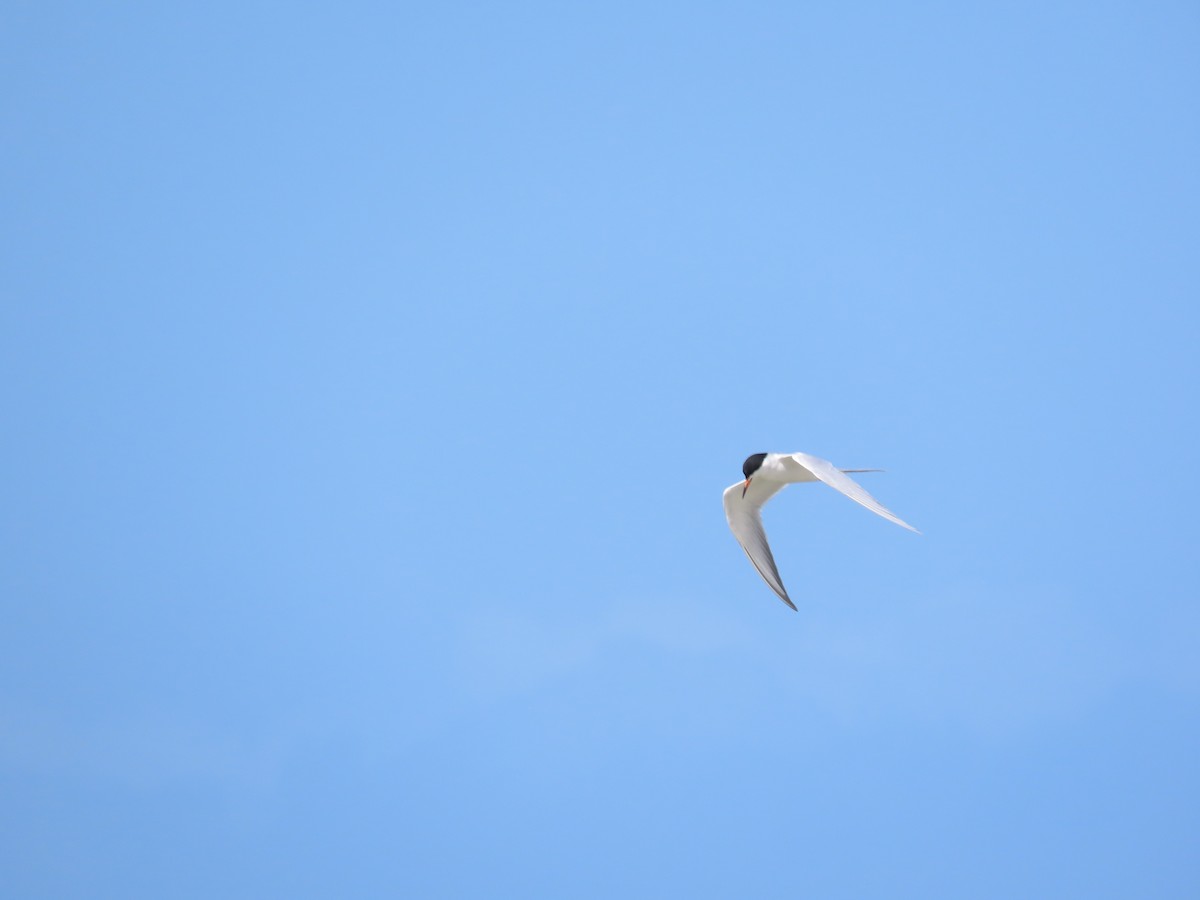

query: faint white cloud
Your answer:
[454,595,754,697]
[453,581,1195,739]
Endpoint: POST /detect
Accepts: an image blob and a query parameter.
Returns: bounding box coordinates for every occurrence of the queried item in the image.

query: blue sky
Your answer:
[3,2,1198,897]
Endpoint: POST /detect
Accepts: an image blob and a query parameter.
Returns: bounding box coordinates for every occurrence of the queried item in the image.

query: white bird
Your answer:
[723,451,919,610]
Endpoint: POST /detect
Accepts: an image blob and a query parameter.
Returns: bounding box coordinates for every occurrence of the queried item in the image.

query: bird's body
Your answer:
[723,451,918,610]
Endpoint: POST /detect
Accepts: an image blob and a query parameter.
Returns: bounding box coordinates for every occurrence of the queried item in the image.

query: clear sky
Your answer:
[3,2,1198,897]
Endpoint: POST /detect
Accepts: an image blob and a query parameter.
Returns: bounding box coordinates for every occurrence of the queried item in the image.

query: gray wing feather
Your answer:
[722,480,796,610]
[786,452,920,533]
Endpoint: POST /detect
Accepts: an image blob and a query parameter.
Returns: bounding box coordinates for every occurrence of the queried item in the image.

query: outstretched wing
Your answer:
[785,452,920,533]
[722,478,796,610]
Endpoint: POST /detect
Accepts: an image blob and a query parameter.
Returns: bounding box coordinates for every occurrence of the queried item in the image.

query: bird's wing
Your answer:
[722,478,796,610]
[784,452,920,533]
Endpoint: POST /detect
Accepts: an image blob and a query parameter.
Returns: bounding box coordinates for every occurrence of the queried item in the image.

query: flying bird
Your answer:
[723,451,919,610]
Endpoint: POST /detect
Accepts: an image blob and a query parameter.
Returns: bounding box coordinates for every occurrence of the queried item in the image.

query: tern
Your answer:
[723,451,919,610]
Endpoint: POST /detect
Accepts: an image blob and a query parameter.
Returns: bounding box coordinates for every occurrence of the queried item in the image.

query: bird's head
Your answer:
[741,452,767,498]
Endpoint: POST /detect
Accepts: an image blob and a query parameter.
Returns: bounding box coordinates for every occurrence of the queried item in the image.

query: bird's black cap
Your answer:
[742,453,767,479]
